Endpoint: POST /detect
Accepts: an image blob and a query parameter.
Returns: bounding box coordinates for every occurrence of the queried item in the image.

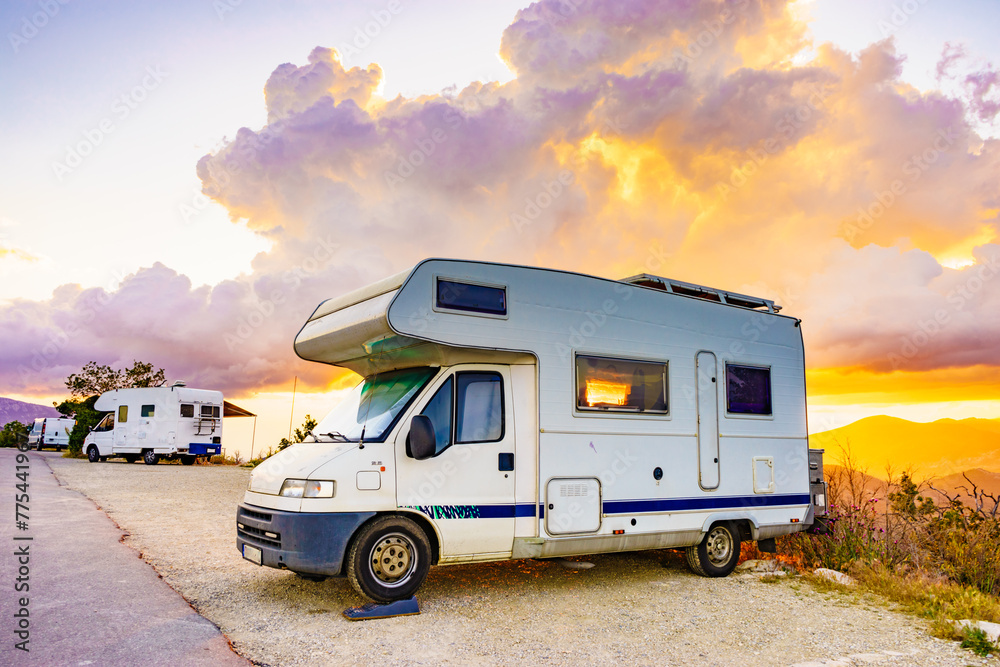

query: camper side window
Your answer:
[575,355,668,413]
[118,405,128,423]
[201,405,221,418]
[725,364,772,415]
[141,404,155,417]
[180,404,194,418]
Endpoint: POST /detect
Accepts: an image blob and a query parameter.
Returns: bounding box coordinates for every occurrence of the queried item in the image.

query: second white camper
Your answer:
[83,384,224,465]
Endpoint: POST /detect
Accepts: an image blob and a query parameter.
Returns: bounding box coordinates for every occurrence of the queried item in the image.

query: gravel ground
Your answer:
[47,454,996,667]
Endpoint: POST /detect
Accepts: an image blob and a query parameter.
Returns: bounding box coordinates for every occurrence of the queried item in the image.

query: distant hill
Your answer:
[812,416,1000,479]
[822,464,1000,515]
[0,397,60,428]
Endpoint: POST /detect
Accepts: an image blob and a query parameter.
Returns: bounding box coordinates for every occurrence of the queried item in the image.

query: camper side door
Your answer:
[395,364,517,559]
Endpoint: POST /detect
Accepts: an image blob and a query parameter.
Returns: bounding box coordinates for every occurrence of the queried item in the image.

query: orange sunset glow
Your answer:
[3,0,999,459]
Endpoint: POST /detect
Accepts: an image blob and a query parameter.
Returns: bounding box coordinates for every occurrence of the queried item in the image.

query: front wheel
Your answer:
[685,521,741,577]
[347,516,431,603]
[143,450,160,465]
[87,446,100,463]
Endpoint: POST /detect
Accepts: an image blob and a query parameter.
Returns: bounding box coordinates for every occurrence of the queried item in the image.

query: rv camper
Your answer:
[237,259,827,602]
[83,384,224,465]
[27,417,76,451]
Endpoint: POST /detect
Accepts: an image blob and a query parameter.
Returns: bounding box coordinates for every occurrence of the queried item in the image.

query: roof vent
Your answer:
[170,380,187,387]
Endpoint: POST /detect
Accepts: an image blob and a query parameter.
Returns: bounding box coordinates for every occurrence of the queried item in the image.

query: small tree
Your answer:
[65,360,165,398]
[55,396,101,456]
[278,415,318,451]
[0,421,28,448]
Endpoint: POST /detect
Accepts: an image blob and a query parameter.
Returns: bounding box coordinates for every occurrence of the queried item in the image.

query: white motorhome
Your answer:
[83,384,224,465]
[238,259,827,602]
[27,417,76,451]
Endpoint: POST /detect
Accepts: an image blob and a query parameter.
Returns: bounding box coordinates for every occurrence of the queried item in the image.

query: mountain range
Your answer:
[811,415,1000,480]
[0,397,60,428]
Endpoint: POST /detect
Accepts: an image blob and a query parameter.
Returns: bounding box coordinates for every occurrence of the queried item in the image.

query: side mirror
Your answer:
[407,415,436,460]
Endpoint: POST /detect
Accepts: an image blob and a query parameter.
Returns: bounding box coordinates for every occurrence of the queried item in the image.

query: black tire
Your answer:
[123,454,139,463]
[347,515,431,603]
[87,445,100,463]
[685,521,741,577]
[143,450,160,465]
[180,455,196,466]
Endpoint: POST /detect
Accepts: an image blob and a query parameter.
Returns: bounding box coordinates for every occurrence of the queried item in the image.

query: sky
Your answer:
[2,0,999,459]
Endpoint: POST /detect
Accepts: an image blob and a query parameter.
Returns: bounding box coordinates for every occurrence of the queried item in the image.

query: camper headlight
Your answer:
[278,479,336,498]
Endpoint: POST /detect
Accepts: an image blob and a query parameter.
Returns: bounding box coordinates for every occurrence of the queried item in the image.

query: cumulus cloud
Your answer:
[2,0,999,399]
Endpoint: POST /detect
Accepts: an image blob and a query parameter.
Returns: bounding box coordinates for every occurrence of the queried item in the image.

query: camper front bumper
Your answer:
[236,504,375,576]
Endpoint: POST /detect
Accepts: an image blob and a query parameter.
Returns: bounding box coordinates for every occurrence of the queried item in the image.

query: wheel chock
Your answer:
[342,596,420,621]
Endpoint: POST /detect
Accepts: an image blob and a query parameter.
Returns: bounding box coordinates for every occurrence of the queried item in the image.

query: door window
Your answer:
[456,373,504,443]
[416,371,505,457]
[94,413,115,432]
[420,377,453,456]
[117,406,128,423]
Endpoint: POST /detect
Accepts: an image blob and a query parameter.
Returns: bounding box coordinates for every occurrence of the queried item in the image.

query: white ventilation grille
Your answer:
[560,483,590,498]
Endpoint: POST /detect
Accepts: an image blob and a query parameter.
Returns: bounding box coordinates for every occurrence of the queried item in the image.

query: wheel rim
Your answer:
[89,448,97,462]
[368,532,416,588]
[705,526,734,566]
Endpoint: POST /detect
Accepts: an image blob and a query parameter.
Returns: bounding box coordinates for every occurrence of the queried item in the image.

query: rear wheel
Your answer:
[685,521,741,577]
[87,445,100,463]
[180,455,196,466]
[347,516,431,603]
[142,450,160,465]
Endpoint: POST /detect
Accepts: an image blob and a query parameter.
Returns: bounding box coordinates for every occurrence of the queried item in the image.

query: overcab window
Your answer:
[725,364,772,415]
[436,279,507,316]
[576,355,668,413]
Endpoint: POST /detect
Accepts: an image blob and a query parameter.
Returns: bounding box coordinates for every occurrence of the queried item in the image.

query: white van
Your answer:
[237,259,827,602]
[83,384,224,465]
[27,417,75,451]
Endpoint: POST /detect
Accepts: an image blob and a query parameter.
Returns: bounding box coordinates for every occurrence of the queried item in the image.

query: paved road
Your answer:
[0,448,249,666]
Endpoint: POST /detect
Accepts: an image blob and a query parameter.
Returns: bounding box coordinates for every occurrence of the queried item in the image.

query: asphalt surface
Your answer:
[0,448,248,666]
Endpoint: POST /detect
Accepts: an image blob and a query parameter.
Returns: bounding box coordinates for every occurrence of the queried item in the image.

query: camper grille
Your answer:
[240,507,272,522]
[560,483,591,498]
[237,524,281,548]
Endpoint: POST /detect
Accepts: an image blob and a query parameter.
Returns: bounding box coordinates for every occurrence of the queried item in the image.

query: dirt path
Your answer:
[48,455,995,666]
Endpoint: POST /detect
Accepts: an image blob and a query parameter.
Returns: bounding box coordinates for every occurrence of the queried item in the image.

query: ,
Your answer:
[83,383,224,465]
[236,259,828,602]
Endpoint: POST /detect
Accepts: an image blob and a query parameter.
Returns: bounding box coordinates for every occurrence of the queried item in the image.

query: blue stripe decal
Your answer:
[604,493,811,515]
[404,503,538,520]
[405,495,808,521]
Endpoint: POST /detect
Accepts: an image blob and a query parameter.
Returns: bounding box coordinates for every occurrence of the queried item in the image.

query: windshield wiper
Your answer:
[318,431,350,442]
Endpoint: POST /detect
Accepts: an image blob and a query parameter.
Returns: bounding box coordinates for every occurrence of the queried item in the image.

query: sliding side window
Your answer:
[576,355,668,413]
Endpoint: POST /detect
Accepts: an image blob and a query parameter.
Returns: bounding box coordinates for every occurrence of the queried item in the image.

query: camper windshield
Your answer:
[310,367,437,443]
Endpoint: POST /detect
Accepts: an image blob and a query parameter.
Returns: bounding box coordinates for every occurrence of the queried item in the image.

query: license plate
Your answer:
[243,544,262,565]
